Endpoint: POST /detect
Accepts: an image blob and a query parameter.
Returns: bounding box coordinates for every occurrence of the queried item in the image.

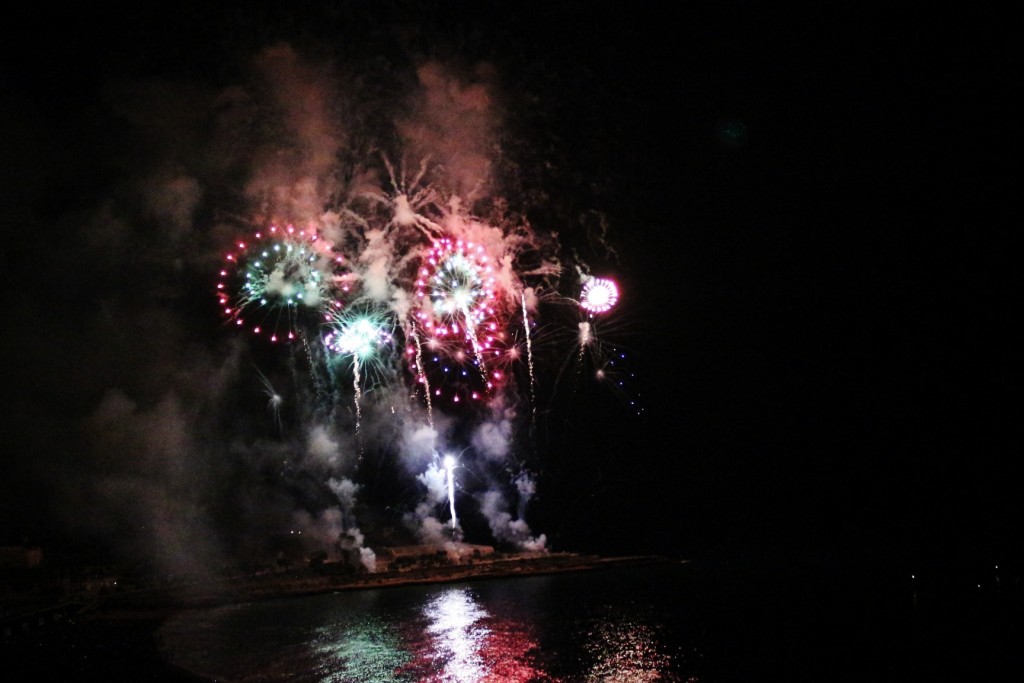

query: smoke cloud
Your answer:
[3,16,630,579]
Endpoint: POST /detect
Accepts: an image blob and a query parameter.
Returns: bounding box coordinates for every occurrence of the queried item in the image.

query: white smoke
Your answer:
[472,413,515,462]
[478,489,547,552]
[514,471,537,520]
[417,460,450,506]
[327,476,359,511]
[307,423,343,467]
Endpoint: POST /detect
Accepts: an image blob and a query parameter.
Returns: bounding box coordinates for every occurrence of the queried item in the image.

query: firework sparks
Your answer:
[218,225,346,343]
[212,121,631,560]
[522,292,536,425]
[579,277,619,314]
[416,238,498,374]
[326,309,393,458]
[406,235,513,406]
[255,367,283,432]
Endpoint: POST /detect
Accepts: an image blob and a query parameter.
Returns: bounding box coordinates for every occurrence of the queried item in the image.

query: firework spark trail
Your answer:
[459,304,489,382]
[302,334,327,402]
[409,328,434,430]
[574,320,593,388]
[256,366,284,433]
[352,355,363,460]
[522,292,536,426]
[578,320,593,349]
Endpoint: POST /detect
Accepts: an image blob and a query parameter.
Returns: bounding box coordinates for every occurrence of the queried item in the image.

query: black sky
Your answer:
[1,3,1017,567]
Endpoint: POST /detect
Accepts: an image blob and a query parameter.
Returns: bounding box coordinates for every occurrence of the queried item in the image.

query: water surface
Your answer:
[158,562,699,682]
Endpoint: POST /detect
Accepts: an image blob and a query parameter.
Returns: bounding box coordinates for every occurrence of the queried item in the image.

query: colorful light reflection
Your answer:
[396,588,556,682]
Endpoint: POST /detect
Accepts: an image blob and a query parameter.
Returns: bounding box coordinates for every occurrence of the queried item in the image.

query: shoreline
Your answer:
[95,552,677,616]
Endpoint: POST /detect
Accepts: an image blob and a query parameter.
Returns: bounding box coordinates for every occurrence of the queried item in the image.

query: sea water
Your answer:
[158,562,702,682]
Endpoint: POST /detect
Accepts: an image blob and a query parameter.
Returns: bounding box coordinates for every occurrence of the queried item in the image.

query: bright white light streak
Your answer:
[522,292,535,426]
[444,455,457,529]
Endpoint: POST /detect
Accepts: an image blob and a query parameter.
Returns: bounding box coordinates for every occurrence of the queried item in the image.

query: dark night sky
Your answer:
[1,3,1017,568]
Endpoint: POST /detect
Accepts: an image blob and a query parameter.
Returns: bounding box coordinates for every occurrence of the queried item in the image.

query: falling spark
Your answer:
[410,329,433,430]
[522,292,535,426]
[352,356,363,458]
[256,367,283,432]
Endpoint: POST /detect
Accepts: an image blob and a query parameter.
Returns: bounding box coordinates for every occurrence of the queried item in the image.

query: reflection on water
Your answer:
[396,587,556,682]
[421,589,489,681]
[311,616,411,683]
[583,619,675,682]
[158,565,694,682]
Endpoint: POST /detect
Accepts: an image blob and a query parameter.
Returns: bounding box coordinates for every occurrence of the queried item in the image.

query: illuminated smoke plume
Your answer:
[12,27,631,578]
[478,489,547,552]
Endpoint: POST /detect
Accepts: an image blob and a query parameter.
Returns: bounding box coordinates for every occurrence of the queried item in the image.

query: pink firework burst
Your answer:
[411,237,508,403]
[414,237,499,343]
[579,277,619,314]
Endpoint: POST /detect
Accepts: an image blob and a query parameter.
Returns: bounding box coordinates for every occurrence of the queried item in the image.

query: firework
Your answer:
[193,61,640,569]
[326,315,390,360]
[579,277,619,314]
[255,367,284,432]
[325,308,395,455]
[217,225,346,343]
[411,237,506,404]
